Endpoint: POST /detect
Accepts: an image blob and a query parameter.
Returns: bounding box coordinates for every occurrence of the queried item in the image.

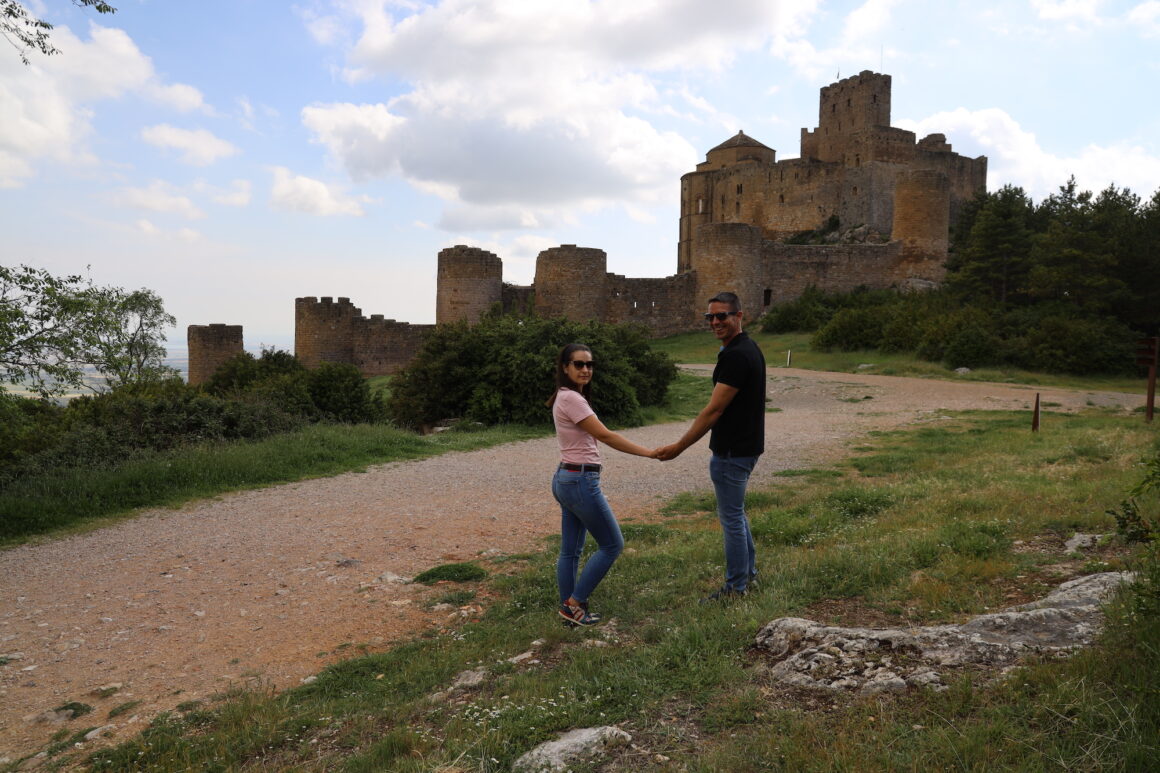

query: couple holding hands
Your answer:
[549,292,766,627]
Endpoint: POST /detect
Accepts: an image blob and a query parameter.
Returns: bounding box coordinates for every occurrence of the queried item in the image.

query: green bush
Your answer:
[999,314,1137,375]
[811,306,891,351]
[386,315,676,429]
[307,362,384,423]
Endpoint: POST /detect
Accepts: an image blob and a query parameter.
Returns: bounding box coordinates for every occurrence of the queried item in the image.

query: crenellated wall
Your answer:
[295,296,432,376]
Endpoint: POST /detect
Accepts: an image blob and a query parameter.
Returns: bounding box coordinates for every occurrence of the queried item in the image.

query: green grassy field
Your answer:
[36,409,1153,772]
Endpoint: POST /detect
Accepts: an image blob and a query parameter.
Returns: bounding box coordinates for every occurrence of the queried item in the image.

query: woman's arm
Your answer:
[577,414,656,458]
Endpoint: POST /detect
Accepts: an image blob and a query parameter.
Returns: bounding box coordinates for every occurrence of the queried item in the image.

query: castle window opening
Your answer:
[697,198,704,214]
[779,194,785,203]
[763,289,772,306]
[855,154,860,166]
[846,98,851,107]
[736,183,743,195]
[853,186,858,195]
[735,201,740,215]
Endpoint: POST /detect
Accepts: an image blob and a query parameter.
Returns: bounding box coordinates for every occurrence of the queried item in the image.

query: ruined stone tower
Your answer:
[187,324,243,386]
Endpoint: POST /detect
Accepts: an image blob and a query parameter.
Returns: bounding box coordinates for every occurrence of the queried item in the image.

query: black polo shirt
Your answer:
[709,331,766,458]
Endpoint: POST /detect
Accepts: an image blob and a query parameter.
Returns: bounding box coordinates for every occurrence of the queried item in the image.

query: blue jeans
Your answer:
[552,468,624,605]
[710,454,759,592]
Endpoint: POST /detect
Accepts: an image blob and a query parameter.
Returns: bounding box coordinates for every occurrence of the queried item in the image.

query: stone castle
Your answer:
[188,71,986,384]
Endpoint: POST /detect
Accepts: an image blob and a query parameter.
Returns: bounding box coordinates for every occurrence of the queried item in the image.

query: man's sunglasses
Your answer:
[569,360,595,370]
[703,311,739,321]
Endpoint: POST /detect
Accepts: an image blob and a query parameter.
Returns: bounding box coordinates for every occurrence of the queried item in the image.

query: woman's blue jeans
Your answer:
[710,454,758,592]
[551,468,624,605]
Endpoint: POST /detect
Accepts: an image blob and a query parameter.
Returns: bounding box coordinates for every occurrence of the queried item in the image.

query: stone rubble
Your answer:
[753,572,1133,695]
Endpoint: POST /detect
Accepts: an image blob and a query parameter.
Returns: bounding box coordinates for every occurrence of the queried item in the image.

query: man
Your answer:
[656,291,766,601]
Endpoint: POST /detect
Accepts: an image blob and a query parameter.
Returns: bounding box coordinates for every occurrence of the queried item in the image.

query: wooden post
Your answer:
[1032,392,1040,433]
[1138,337,1158,423]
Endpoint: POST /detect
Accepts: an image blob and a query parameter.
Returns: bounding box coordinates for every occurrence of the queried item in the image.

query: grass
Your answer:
[22,410,1151,772]
[652,330,1148,393]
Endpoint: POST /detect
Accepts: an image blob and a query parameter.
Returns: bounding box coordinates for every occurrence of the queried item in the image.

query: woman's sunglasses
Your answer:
[569,360,595,370]
[703,311,739,321]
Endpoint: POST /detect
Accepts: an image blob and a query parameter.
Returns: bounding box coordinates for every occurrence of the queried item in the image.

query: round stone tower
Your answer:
[187,324,243,386]
[436,245,503,324]
[533,245,609,322]
[892,169,950,259]
[688,222,766,317]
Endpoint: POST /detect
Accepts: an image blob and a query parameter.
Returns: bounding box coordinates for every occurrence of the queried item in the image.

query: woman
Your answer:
[549,343,656,627]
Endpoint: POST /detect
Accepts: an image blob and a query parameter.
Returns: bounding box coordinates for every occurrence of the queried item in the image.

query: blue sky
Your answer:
[4,0,1159,350]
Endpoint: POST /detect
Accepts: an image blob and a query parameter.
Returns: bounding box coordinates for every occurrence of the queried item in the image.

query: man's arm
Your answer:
[655,381,739,460]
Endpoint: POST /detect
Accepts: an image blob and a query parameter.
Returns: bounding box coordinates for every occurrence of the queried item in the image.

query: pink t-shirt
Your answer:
[553,388,601,465]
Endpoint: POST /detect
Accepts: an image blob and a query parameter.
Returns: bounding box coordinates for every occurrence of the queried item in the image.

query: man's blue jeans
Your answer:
[551,468,624,604]
[710,454,759,592]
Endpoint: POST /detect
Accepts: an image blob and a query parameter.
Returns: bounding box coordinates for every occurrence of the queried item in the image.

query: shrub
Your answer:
[811,306,891,351]
[307,362,384,423]
[386,315,676,429]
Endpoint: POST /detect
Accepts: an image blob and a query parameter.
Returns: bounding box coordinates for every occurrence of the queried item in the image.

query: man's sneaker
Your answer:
[559,601,601,627]
[700,585,747,604]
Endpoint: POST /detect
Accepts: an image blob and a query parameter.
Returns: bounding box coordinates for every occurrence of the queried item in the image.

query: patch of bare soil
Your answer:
[0,369,1143,763]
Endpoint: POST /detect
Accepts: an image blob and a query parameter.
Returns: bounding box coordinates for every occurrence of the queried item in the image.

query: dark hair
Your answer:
[707,291,741,312]
[545,343,592,407]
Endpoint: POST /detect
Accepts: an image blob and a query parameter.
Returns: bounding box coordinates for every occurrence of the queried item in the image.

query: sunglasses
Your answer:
[703,311,739,321]
[568,360,595,370]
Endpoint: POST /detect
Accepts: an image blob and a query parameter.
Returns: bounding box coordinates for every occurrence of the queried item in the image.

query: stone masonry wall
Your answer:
[187,324,243,386]
[436,245,503,324]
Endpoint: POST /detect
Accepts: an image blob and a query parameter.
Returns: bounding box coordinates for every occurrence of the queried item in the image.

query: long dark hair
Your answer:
[545,342,591,407]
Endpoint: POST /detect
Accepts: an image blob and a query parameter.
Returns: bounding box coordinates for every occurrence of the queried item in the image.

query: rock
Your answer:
[84,725,116,741]
[377,572,411,584]
[512,726,632,772]
[753,572,1133,693]
[1065,533,1101,552]
[954,367,972,375]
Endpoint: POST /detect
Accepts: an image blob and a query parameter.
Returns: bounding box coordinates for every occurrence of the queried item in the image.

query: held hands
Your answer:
[654,443,683,461]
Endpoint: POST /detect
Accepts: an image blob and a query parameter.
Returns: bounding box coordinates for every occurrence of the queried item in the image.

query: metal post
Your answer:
[786,350,792,367]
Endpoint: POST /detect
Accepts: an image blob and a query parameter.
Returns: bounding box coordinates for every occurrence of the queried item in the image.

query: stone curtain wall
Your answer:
[295,296,430,376]
[187,324,243,386]
[605,273,697,337]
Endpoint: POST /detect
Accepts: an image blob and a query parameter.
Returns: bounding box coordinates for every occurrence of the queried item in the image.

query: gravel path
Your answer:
[0,368,1145,760]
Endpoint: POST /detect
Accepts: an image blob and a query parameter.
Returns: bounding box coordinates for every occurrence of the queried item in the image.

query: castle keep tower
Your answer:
[187,324,243,386]
[436,245,503,324]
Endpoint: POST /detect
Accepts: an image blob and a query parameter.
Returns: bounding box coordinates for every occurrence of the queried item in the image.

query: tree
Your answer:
[1,264,95,396]
[946,185,1034,305]
[1,264,176,397]
[2,0,116,65]
[1027,178,1130,316]
[82,288,178,389]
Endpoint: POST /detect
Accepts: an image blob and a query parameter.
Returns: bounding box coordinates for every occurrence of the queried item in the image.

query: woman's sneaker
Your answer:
[559,601,601,627]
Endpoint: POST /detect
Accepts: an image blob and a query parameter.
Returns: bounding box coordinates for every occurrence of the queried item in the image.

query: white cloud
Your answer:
[195,179,252,207]
[1128,1,1160,35]
[145,82,209,113]
[298,0,821,230]
[0,23,209,186]
[141,125,240,166]
[114,180,205,219]
[842,0,904,43]
[1030,0,1107,22]
[898,108,1160,201]
[135,218,203,242]
[269,166,369,216]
